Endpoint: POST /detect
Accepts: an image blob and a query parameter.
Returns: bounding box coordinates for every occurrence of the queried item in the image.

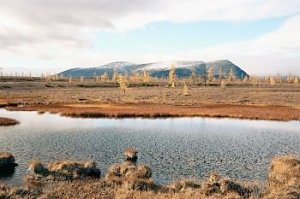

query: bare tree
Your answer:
[270,77,276,86]
[143,70,150,83]
[294,77,299,84]
[207,67,214,83]
[112,68,118,83]
[117,75,128,95]
[80,76,84,83]
[168,64,176,87]
[218,67,223,81]
[190,67,197,85]
[227,68,236,82]
[182,82,189,96]
[101,72,109,82]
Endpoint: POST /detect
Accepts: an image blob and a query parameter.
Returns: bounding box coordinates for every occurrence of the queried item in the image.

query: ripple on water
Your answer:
[0,109,300,186]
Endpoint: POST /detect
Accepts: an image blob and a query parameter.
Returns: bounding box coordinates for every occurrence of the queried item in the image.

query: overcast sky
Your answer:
[0,0,300,76]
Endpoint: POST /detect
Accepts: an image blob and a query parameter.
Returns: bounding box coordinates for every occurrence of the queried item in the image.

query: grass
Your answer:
[0,81,299,121]
[268,155,300,192]
[1,154,300,198]
[6,102,300,121]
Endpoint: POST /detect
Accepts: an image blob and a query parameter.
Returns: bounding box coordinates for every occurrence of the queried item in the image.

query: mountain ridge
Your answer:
[58,60,249,79]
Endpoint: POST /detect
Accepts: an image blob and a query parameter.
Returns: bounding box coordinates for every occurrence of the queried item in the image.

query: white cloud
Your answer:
[177,14,300,75]
[0,0,300,75]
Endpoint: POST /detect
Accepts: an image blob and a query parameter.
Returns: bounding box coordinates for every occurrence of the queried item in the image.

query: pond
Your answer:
[0,109,300,186]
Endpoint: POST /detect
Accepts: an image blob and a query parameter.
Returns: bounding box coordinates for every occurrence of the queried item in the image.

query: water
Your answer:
[0,109,299,186]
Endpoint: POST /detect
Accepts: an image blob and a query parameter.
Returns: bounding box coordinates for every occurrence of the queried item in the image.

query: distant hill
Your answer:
[58,60,249,79]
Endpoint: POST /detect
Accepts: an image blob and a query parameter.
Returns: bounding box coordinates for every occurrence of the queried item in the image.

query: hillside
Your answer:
[58,60,249,79]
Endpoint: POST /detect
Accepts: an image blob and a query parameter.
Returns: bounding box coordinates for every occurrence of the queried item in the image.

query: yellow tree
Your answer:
[270,77,276,86]
[143,70,150,83]
[190,67,197,85]
[294,77,299,84]
[80,76,84,83]
[168,64,176,87]
[129,72,137,83]
[117,75,128,95]
[287,72,294,83]
[183,82,189,96]
[207,67,214,83]
[227,69,236,82]
[112,68,118,83]
[101,72,109,82]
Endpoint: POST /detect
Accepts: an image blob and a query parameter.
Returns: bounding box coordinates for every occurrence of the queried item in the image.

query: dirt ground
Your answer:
[0,81,299,120]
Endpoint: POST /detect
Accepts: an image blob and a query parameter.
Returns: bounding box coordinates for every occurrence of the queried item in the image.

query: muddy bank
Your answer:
[5,102,300,121]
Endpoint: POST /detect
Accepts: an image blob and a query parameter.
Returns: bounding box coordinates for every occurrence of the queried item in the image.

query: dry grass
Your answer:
[106,161,154,191]
[1,155,300,198]
[0,117,19,126]
[6,102,300,121]
[0,81,299,121]
[264,155,300,198]
[27,159,101,181]
[0,152,14,159]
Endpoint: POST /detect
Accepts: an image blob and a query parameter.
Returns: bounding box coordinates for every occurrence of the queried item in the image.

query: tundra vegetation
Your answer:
[0,67,300,198]
[0,66,299,121]
[0,149,299,199]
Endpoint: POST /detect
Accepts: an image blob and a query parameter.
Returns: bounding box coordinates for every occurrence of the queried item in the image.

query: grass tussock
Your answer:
[264,155,300,198]
[1,154,300,198]
[106,161,154,191]
[27,159,101,182]
[0,152,18,169]
[0,117,19,126]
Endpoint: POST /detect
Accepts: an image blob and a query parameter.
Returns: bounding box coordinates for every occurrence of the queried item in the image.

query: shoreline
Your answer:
[0,153,299,199]
[3,102,300,121]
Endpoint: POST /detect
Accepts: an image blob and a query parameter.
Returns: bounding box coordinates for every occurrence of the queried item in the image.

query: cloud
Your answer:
[1,0,299,49]
[0,0,300,75]
[178,14,300,75]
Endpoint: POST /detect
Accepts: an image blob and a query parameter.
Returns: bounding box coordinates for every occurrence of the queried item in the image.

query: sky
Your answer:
[0,0,300,76]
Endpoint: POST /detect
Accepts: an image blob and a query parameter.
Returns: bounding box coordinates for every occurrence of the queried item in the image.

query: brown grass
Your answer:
[6,102,300,121]
[266,155,300,198]
[1,154,300,198]
[0,117,19,126]
[1,81,299,121]
[27,159,101,181]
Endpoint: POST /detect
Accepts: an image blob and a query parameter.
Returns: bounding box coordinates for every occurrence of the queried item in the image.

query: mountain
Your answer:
[58,60,249,79]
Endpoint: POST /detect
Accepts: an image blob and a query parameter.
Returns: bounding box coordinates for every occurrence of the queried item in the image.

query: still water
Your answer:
[0,109,299,186]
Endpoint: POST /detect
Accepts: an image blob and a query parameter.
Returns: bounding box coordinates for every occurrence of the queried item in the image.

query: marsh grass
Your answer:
[1,154,300,198]
[1,81,299,121]
[266,154,300,198]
